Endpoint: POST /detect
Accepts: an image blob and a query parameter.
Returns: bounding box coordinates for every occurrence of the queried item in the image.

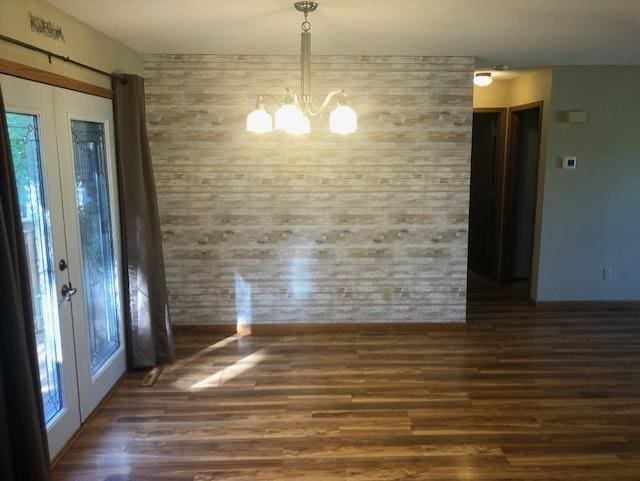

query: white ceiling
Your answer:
[47,0,640,67]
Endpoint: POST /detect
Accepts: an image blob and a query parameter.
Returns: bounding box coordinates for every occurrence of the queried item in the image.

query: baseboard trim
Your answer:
[173,322,467,336]
[534,300,640,311]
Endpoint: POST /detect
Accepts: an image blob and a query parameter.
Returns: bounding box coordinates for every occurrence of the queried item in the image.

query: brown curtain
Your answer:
[113,75,174,369]
[0,85,51,480]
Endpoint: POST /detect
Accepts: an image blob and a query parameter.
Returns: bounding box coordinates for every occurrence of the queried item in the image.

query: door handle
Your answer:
[61,282,77,301]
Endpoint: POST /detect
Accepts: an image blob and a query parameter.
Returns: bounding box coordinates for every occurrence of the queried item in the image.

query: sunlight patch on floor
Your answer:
[167,334,239,373]
[189,348,267,390]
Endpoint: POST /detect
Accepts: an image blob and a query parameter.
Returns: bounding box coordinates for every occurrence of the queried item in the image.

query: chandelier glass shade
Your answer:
[329,105,358,135]
[274,103,305,133]
[246,2,357,135]
[246,104,273,134]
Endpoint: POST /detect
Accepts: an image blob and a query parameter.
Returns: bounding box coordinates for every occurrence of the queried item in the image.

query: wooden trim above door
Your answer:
[0,58,112,99]
[509,101,544,113]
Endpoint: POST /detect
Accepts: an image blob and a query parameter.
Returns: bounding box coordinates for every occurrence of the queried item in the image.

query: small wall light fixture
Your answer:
[473,72,493,87]
[559,111,589,123]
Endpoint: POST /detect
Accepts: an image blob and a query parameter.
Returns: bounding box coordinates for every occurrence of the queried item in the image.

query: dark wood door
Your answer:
[468,112,500,279]
[502,105,541,283]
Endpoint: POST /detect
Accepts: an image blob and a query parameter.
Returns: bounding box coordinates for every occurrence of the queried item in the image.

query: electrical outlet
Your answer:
[603,267,613,281]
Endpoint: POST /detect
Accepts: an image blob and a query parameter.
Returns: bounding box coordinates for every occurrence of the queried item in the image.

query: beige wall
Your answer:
[0,0,142,89]
[473,70,552,109]
[144,54,474,325]
[472,79,511,108]
[508,70,552,108]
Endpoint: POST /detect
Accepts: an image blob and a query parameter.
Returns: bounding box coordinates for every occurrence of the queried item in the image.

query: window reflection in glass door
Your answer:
[7,112,64,424]
[71,120,121,374]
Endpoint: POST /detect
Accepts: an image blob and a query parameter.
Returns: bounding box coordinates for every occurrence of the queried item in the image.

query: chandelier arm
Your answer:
[306,89,344,117]
[257,94,283,108]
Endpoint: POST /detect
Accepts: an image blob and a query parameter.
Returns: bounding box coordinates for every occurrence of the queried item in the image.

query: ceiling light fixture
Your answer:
[246,1,357,135]
[473,72,493,87]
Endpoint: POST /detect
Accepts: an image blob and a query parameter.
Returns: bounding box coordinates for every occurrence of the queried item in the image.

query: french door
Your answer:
[1,74,125,458]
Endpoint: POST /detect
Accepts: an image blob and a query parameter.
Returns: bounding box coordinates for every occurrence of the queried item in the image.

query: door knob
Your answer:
[59,259,68,271]
[61,282,77,301]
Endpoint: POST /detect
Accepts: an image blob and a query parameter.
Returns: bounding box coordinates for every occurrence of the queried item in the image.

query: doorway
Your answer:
[2,74,125,458]
[468,108,506,282]
[467,102,542,298]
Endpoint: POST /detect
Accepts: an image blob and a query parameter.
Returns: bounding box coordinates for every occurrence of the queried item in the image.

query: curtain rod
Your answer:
[0,34,127,83]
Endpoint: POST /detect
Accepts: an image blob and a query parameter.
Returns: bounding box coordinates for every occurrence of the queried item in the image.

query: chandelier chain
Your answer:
[296,1,316,31]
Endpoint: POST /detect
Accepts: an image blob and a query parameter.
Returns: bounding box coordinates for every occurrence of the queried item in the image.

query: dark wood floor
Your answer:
[53,285,640,480]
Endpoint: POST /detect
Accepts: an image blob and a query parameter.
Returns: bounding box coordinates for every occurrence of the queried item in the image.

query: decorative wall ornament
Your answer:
[29,12,65,42]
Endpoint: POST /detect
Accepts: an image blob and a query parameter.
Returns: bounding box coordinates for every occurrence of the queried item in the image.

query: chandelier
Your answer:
[246,1,357,135]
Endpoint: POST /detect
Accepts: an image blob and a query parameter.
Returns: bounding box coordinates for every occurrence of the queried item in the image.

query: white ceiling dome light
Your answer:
[473,72,493,87]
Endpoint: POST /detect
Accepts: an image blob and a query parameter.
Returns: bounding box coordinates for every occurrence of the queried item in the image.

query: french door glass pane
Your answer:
[7,112,64,424]
[71,120,120,374]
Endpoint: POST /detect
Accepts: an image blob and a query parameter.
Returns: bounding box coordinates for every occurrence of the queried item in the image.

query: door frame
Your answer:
[501,101,543,284]
[0,74,82,459]
[1,73,126,460]
[470,107,508,282]
[0,58,112,98]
